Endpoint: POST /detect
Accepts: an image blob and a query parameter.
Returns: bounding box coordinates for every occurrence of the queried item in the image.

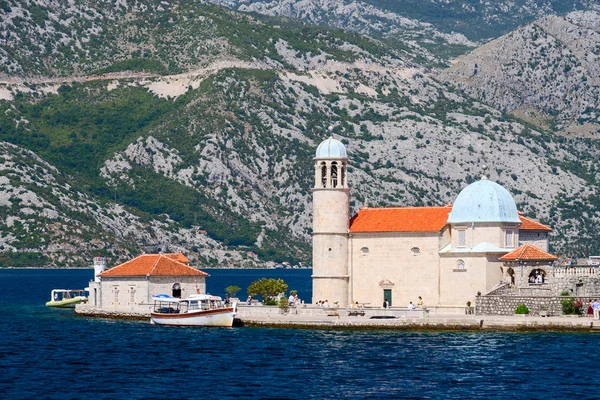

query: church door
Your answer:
[383,289,392,307]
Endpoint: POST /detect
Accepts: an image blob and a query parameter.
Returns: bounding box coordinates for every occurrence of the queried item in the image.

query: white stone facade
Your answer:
[311,139,551,309]
[86,276,206,313]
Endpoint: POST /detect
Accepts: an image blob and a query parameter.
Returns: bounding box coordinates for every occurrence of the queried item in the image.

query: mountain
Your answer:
[359,0,597,41]
[2,1,600,268]
[207,0,477,66]
[438,10,600,137]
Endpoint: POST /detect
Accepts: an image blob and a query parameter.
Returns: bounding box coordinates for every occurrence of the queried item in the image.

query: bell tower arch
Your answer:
[312,136,350,306]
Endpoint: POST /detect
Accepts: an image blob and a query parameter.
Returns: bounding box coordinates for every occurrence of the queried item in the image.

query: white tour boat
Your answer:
[46,289,88,308]
[150,294,237,327]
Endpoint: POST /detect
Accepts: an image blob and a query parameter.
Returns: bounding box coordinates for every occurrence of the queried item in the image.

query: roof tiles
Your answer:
[99,253,207,277]
[349,206,452,233]
[499,243,557,261]
[518,215,552,231]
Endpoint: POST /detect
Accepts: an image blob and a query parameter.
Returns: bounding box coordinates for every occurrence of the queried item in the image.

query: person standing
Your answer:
[592,299,600,320]
[288,293,295,306]
[383,299,389,308]
[417,296,423,308]
[587,300,594,318]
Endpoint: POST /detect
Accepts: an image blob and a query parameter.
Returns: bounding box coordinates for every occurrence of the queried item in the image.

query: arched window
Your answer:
[507,267,515,285]
[172,283,182,298]
[456,259,465,270]
[340,164,346,187]
[528,269,545,284]
[320,162,327,188]
[331,162,338,188]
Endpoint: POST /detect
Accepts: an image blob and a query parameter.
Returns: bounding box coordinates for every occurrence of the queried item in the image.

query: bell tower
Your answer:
[312,135,350,306]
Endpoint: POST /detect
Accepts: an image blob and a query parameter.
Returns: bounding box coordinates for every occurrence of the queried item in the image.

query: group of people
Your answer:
[529,273,544,284]
[288,293,301,306]
[315,299,330,308]
[587,299,600,319]
[382,296,423,309]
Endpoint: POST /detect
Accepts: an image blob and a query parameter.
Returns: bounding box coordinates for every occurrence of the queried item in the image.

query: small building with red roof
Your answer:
[86,253,208,313]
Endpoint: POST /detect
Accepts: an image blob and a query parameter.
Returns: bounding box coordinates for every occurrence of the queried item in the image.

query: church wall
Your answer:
[518,231,548,252]
[439,255,503,306]
[440,256,486,306]
[349,233,441,308]
[312,189,350,233]
[312,188,350,305]
[312,233,349,305]
[451,223,519,249]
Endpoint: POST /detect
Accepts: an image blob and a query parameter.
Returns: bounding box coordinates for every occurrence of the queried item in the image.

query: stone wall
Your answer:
[476,295,599,316]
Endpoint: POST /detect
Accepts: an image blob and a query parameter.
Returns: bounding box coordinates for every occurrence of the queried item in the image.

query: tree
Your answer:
[247,278,288,305]
[225,285,241,298]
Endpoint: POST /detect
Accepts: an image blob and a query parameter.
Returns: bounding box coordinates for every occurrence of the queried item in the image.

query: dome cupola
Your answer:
[447,177,520,224]
[315,137,347,159]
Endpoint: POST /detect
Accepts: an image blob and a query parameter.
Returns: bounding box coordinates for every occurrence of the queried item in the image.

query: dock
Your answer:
[76,303,600,332]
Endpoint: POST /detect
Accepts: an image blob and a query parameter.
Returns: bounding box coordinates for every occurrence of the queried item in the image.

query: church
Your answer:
[311,137,556,311]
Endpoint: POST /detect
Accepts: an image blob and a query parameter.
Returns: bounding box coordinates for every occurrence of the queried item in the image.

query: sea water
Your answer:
[0,269,599,399]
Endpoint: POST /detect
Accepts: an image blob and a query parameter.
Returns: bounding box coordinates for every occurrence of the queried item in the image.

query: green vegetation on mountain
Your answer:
[362,0,594,40]
[2,0,600,268]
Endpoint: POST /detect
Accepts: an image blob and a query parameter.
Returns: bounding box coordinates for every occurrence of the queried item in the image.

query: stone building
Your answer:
[311,137,556,311]
[85,253,207,314]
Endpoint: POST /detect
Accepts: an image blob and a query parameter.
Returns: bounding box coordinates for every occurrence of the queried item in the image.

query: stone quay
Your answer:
[75,303,600,332]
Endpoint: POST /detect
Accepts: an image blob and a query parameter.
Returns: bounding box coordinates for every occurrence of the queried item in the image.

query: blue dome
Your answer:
[447,178,520,224]
[315,138,347,159]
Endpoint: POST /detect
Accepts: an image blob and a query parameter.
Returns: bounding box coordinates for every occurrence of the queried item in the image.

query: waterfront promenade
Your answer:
[76,303,600,332]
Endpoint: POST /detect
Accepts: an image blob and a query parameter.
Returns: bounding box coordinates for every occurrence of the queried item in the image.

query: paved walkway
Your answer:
[238,312,600,331]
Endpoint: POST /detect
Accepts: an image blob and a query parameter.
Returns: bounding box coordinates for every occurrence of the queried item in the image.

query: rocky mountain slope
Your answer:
[360,0,597,41]
[207,0,477,66]
[438,10,600,137]
[2,1,600,267]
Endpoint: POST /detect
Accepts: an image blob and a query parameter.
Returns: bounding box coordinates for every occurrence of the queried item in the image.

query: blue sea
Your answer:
[1,268,599,399]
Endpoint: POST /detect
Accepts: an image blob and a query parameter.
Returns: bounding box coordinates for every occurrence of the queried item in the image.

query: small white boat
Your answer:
[46,289,88,308]
[150,294,237,327]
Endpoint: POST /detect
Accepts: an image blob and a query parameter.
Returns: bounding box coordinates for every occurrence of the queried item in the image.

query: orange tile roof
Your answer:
[499,243,557,261]
[100,254,207,277]
[518,215,552,231]
[164,253,190,263]
[349,206,452,233]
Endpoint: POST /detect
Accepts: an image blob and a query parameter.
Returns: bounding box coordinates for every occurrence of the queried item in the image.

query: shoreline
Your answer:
[75,307,600,333]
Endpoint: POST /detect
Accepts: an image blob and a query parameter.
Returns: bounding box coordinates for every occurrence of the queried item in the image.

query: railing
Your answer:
[553,266,599,278]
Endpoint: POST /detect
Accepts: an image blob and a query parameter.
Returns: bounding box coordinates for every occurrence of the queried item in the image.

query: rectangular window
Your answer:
[112,286,119,305]
[458,230,466,247]
[505,230,514,247]
[129,287,136,305]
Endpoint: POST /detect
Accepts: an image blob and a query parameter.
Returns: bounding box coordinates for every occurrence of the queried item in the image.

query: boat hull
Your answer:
[45,298,86,308]
[151,308,236,327]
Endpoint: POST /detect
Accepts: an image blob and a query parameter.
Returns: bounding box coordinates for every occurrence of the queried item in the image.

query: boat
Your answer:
[46,289,88,308]
[150,294,237,327]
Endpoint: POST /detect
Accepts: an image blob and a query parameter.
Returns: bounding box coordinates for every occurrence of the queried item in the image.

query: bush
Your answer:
[225,285,241,298]
[561,297,583,315]
[278,297,289,313]
[247,278,288,304]
[515,304,529,314]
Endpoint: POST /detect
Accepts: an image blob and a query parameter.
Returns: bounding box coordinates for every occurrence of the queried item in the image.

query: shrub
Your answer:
[225,285,241,298]
[278,297,289,313]
[515,304,529,314]
[247,278,288,304]
[561,297,583,315]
